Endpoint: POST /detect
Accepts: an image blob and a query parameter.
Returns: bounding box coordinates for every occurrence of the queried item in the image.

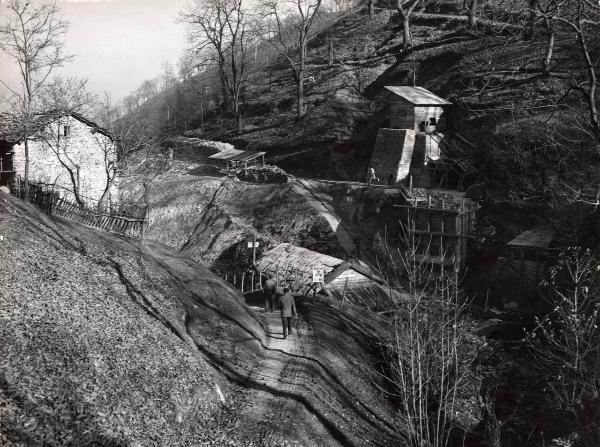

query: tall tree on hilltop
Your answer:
[396,0,421,52]
[462,0,479,29]
[180,0,256,131]
[0,0,72,202]
[261,0,323,120]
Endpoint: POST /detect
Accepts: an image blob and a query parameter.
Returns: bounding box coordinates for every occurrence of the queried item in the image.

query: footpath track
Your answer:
[293,178,358,257]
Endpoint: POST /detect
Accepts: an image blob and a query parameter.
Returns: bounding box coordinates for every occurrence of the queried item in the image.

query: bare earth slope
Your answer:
[0,193,401,446]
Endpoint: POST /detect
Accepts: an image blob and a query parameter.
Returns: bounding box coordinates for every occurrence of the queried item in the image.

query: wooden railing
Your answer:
[10,177,146,239]
[52,197,145,238]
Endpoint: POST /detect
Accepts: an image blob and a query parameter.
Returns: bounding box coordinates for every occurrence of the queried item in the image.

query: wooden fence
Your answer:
[10,178,146,238]
[52,197,145,238]
[221,269,317,296]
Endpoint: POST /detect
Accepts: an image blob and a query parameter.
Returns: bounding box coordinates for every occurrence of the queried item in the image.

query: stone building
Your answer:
[369,86,451,187]
[6,112,116,206]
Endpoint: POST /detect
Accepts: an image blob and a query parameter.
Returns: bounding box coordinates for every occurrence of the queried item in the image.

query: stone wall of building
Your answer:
[369,128,417,185]
[13,115,117,205]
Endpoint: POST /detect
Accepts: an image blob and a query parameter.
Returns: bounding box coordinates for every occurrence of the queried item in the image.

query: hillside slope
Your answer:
[0,193,401,446]
[134,1,598,195]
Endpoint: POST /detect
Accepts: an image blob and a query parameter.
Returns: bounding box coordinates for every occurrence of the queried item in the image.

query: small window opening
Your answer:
[63,125,70,137]
[429,117,437,125]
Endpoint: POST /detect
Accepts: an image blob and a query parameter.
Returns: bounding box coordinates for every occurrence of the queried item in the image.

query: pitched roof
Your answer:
[507,227,554,249]
[256,243,345,279]
[208,149,265,162]
[384,86,451,106]
[208,148,245,160]
[0,110,112,142]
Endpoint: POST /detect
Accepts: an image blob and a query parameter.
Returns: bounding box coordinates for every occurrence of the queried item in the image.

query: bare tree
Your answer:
[463,0,479,29]
[368,0,375,18]
[261,0,323,119]
[0,0,72,202]
[377,242,484,447]
[160,61,177,92]
[93,93,120,211]
[37,77,95,206]
[138,79,159,102]
[396,0,421,52]
[537,0,600,139]
[181,0,256,131]
[526,247,600,413]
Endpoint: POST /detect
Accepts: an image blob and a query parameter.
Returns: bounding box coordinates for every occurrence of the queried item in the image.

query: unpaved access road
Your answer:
[52,217,400,446]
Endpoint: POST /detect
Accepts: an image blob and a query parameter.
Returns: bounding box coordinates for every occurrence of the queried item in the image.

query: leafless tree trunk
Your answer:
[540,0,600,139]
[0,0,72,202]
[396,0,420,52]
[37,77,94,207]
[528,0,540,39]
[464,0,479,29]
[262,0,322,120]
[368,0,375,18]
[542,16,555,80]
[181,0,256,131]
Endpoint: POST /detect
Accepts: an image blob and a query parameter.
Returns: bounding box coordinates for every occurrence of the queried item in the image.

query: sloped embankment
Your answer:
[120,172,345,268]
[0,192,264,445]
[0,193,403,446]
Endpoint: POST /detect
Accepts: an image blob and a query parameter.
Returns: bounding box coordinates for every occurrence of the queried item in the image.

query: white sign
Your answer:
[312,268,325,283]
[247,241,259,248]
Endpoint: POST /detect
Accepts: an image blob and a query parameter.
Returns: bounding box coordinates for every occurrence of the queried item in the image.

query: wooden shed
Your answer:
[255,243,377,296]
[498,227,556,281]
[394,187,478,272]
[208,149,266,172]
[384,86,451,133]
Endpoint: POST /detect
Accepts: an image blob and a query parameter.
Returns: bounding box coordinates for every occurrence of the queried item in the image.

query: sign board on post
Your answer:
[247,241,259,249]
[312,268,325,284]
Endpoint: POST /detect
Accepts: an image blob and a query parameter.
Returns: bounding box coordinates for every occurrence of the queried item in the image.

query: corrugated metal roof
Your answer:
[208,148,245,160]
[208,149,266,161]
[228,151,266,162]
[507,227,554,248]
[256,243,344,278]
[384,86,451,106]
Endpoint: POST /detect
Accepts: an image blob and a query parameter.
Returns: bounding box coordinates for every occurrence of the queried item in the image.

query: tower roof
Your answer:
[384,86,451,106]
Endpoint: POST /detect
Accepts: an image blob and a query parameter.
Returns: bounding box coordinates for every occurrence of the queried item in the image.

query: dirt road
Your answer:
[47,216,399,446]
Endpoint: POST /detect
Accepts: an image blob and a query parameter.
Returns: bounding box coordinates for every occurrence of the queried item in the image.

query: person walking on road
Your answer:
[279,288,297,339]
[263,275,277,313]
[368,167,379,185]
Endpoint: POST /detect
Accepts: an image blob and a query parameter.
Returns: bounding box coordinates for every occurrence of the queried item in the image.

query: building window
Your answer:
[63,125,70,137]
[429,117,437,125]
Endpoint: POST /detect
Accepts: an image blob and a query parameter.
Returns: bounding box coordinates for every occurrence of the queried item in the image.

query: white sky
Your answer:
[0,0,189,104]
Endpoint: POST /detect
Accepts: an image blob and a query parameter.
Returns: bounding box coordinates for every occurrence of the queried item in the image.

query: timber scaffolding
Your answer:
[9,178,146,238]
[394,183,479,272]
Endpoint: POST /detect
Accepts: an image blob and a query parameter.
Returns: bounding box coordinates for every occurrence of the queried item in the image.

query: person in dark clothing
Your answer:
[263,275,276,313]
[279,288,297,339]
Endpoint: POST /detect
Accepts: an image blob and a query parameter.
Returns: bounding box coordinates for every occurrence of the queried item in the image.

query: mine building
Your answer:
[497,227,556,282]
[394,187,479,272]
[369,86,473,189]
